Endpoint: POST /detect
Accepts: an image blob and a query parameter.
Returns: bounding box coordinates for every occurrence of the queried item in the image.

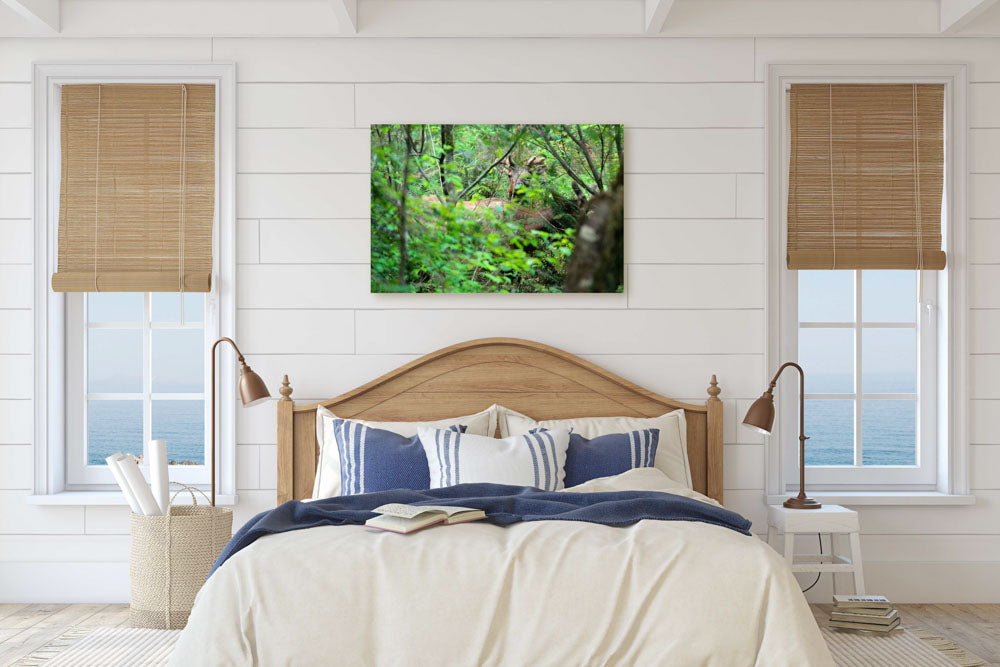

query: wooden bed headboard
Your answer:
[276,338,723,504]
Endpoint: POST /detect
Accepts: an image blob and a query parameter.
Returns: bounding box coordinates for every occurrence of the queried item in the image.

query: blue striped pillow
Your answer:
[559,428,660,487]
[333,419,465,496]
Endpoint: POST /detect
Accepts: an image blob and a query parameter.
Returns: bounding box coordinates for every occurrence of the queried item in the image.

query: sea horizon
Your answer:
[87,371,918,468]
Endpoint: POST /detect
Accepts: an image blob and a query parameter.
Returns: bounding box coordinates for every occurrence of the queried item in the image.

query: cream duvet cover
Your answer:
[171,469,833,666]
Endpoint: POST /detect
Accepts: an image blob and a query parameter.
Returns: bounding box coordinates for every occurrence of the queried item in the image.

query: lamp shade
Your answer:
[742,392,775,435]
[238,364,271,407]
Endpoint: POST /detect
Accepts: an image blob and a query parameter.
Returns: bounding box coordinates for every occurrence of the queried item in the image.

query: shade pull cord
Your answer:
[178,85,188,296]
[828,84,837,270]
[912,84,924,272]
[93,84,102,292]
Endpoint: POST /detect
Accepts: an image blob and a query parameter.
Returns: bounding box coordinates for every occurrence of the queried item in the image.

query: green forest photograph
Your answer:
[370,124,624,293]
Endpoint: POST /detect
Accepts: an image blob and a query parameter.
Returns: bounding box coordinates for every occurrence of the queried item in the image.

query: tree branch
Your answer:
[561,124,604,191]
[531,128,597,196]
[455,130,524,201]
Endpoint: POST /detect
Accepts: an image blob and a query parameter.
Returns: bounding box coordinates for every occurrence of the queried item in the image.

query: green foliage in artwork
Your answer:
[370,124,624,293]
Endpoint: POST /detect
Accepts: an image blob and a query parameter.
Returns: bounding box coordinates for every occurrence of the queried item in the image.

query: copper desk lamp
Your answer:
[210,337,271,506]
[743,362,821,510]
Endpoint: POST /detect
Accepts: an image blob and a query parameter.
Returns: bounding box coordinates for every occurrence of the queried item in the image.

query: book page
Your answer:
[365,514,446,534]
[372,503,443,519]
[414,505,480,517]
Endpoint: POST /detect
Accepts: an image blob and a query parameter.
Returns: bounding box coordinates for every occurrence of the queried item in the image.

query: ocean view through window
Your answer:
[86,292,207,466]
[798,270,920,467]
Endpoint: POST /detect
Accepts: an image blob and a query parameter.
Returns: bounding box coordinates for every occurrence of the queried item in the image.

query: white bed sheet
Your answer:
[172,469,833,666]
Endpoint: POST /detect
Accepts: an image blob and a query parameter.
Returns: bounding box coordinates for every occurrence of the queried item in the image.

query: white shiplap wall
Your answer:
[0,35,998,603]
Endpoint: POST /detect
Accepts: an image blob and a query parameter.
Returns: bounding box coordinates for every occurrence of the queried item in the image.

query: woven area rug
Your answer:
[11,627,181,667]
[11,624,988,666]
[822,626,987,667]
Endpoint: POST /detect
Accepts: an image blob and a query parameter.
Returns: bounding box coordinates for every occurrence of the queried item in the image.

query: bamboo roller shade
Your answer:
[52,84,216,292]
[787,83,946,270]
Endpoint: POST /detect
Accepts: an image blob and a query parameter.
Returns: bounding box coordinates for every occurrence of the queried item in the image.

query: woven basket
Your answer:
[129,486,232,629]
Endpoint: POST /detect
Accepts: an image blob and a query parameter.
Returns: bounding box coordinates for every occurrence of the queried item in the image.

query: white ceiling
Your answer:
[2,0,1000,37]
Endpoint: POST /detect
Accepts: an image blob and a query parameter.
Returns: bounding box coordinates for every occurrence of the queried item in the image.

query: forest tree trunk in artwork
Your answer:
[564,168,624,292]
[397,124,412,286]
[438,124,454,199]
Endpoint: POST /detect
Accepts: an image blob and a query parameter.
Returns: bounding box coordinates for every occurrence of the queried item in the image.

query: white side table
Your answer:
[766,504,865,595]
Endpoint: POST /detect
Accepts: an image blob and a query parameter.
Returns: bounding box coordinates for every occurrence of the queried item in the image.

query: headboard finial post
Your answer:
[279,374,293,402]
[706,373,723,503]
[707,374,721,402]
[277,374,295,504]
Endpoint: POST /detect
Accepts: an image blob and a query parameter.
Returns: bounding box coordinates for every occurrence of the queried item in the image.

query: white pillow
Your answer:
[563,468,721,508]
[313,405,498,499]
[498,406,692,489]
[418,427,571,491]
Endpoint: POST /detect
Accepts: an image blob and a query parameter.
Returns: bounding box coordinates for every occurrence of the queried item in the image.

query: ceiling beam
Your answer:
[644,0,675,34]
[940,0,1000,32]
[1,0,59,32]
[330,0,357,33]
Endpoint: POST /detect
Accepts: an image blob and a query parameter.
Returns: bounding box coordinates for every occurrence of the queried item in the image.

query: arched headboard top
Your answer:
[277,338,723,503]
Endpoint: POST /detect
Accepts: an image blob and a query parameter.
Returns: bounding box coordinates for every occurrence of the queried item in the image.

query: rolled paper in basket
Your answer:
[106,454,142,514]
[149,440,170,515]
[117,454,162,516]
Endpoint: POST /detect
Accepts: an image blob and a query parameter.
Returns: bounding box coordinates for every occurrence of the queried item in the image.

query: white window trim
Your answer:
[763,63,971,505]
[30,62,237,505]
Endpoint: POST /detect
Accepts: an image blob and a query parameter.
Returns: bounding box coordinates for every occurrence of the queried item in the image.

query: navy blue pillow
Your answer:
[333,419,465,495]
[560,428,660,487]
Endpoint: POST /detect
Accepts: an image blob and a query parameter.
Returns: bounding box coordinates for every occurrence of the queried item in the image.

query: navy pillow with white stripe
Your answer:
[559,428,660,487]
[332,418,466,496]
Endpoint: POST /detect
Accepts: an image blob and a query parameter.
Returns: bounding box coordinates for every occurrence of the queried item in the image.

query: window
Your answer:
[765,64,969,499]
[65,292,210,487]
[791,269,937,486]
[32,63,236,500]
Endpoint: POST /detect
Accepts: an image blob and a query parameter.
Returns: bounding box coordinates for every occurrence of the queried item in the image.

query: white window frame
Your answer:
[31,63,237,503]
[764,63,970,502]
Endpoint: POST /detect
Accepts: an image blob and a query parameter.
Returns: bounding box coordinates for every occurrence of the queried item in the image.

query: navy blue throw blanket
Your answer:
[211,483,751,576]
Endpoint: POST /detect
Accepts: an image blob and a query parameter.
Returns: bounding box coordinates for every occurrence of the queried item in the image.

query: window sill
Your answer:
[766,492,975,506]
[26,492,239,507]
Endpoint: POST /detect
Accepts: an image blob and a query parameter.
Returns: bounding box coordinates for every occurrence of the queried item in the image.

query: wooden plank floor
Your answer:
[0,603,996,665]
[0,604,129,666]
[812,603,1000,666]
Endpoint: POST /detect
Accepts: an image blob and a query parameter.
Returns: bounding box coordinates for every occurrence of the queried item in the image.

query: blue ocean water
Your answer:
[804,398,916,466]
[88,400,205,465]
[796,371,918,466]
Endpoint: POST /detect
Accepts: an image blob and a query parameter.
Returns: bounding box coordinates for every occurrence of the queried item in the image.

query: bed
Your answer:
[172,338,833,666]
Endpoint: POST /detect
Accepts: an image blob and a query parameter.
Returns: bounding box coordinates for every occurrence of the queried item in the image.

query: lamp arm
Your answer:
[768,361,813,503]
[767,360,807,442]
[767,360,803,390]
[209,337,244,508]
[212,336,245,364]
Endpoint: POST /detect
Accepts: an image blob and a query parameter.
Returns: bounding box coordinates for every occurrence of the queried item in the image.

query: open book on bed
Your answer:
[365,503,486,534]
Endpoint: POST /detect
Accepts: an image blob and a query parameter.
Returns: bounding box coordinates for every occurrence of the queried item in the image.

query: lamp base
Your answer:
[783,496,822,510]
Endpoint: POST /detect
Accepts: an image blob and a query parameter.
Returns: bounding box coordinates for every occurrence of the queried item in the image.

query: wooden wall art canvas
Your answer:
[370,124,624,293]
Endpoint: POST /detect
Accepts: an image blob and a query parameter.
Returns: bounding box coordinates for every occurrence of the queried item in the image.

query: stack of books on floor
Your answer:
[829,595,901,634]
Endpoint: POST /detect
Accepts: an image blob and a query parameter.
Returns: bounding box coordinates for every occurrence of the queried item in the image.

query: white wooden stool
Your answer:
[766,504,865,595]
